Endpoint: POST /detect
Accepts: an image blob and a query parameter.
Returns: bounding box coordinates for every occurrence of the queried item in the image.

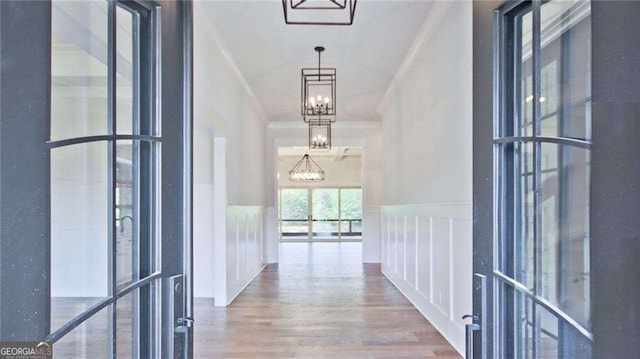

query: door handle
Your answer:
[177,316,194,328]
[463,314,480,359]
[175,317,193,359]
[463,274,487,359]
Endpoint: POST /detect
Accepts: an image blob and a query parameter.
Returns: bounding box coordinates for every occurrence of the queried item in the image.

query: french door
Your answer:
[46,0,192,358]
[470,1,593,358]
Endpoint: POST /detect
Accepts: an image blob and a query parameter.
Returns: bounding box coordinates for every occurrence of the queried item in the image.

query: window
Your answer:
[279,187,362,241]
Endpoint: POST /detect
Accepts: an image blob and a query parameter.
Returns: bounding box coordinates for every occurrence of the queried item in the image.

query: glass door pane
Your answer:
[280,189,310,240]
[54,307,110,358]
[115,140,139,288]
[339,188,362,238]
[116,289,140,358]
[311,188,339,240]
[51,142,109,331]
[51,0,109,141]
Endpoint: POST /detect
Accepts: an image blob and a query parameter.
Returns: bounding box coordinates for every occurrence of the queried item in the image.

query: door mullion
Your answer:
[107,1,118,358]
[531,1,543,358]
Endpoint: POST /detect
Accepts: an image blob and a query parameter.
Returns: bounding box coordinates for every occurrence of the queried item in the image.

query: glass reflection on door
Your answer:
[116,141,139,288]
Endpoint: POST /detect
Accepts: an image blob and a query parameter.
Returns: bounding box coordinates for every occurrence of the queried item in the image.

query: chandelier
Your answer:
[309,118,331,149]
[301,46,336,123]
[289,154,325,181]
[282,0,358,26]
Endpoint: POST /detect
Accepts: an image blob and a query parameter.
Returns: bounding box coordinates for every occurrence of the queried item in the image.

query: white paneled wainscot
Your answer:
[214,206,267,306]
[381,203,472,355]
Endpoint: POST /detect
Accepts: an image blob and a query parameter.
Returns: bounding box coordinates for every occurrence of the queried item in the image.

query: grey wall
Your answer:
[0,0,51,341]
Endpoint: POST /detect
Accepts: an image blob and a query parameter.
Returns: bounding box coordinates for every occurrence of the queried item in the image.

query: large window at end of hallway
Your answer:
[279,187,362,241]
[495,0,591,358]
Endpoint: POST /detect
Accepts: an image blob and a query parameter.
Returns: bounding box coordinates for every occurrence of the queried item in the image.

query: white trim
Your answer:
[225,263,268,306]
[268,120,381,130]
[382,202,472,220]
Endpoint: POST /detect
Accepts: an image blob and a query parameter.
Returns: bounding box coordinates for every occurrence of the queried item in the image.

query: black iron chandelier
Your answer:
[301,46,336,124]
[301,46,335,149]
[288,154,325,181]
[282,0,357,26]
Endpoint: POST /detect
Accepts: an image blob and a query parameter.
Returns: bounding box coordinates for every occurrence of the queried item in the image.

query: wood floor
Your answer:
[194,242,461,358]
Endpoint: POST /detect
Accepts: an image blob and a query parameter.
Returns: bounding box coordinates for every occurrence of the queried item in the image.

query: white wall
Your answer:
[193,122,216,297]
[380,3,472,206]
[378,2,472,356]
[194,6,269,303]
[194,4,267,207]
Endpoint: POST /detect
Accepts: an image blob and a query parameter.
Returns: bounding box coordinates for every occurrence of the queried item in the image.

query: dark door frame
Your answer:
[0,1,194,358]
[473,0,640,357]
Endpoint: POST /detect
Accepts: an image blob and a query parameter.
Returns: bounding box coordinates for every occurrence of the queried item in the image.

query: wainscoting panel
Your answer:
[220,206,267,306]
[432,217,451,317]
[381,203,472,356]
[405,216,417,288]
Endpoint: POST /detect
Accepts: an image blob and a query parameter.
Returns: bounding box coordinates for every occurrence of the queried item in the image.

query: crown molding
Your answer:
[377,1,453,116]
[195,9,269,126]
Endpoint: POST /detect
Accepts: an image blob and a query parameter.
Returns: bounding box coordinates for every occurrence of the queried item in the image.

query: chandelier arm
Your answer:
[307,154,322,169]
[306,155,312,171]
[291,154,306,171]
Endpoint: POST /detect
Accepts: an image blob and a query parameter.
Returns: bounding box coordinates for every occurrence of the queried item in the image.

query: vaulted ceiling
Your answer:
[195,0,435,123]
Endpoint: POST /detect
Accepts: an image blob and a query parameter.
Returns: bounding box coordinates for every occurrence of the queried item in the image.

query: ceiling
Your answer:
[196,0,435,123]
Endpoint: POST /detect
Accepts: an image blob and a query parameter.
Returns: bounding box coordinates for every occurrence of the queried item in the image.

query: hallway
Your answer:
[194,243,461,358]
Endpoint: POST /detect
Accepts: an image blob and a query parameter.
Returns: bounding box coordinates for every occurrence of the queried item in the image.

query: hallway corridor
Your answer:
[194,243,461,358]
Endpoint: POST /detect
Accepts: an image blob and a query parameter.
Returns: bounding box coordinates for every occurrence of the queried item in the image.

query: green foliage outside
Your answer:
[281,189,308,219]
[280,188,362,220]
[280,188,362,234]
[340,188,362,219]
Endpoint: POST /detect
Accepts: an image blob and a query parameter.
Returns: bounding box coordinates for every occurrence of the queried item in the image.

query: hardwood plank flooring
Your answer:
[194,242,461,359]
